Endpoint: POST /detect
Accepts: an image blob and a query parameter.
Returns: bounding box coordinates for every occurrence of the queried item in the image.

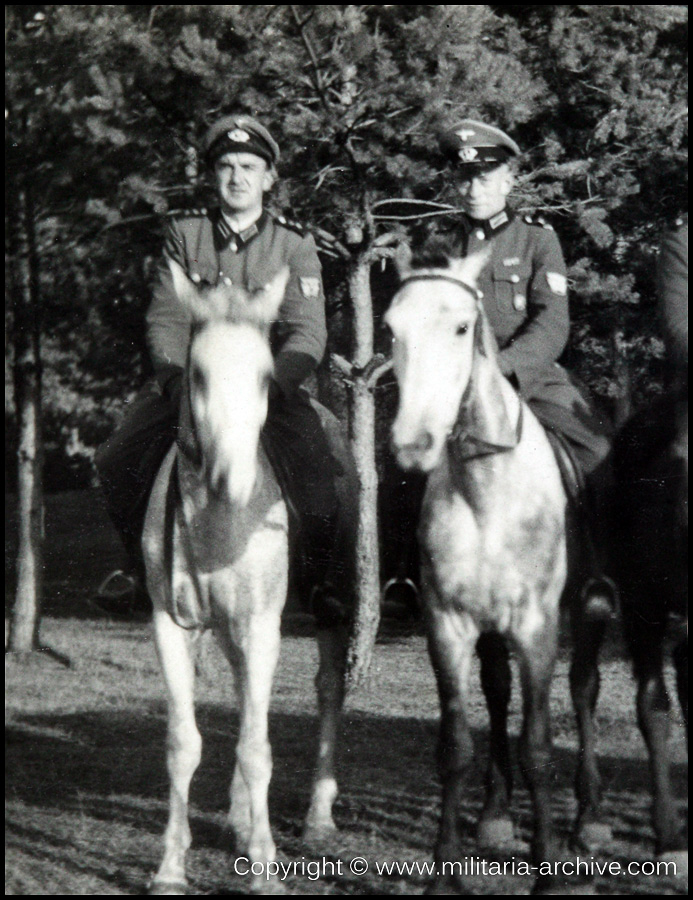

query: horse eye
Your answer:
[191,365,206,391]
[456,323,469,336]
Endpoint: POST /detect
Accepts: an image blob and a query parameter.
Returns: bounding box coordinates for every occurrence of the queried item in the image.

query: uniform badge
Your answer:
[227,128,250,143]
[546,272,567,295]
[458,146,478,162]
[456,128,476,142]
[300,277,321,299]
[513,294,527,312]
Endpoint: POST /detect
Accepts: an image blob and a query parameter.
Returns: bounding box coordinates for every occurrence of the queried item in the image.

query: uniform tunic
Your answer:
[147,209,327,392]
[96,209,352,595]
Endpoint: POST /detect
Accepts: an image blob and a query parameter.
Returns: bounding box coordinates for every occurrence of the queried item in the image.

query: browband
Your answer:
[396,273,481,301]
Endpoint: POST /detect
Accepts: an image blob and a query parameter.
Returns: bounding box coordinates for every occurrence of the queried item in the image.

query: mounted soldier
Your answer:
[383,119,619,623]
[95,113,355,626]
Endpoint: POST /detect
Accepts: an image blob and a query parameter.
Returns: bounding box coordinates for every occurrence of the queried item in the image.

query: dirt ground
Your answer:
[5,492,688,895]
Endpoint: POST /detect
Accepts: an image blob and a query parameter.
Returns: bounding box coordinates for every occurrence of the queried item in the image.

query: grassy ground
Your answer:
[5,490,688,895]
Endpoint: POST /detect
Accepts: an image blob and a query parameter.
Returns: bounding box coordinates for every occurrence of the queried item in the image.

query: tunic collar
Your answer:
[213,209,268,250]
[462,207,515,239]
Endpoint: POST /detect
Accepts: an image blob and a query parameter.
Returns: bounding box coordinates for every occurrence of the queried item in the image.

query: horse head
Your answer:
[169,259,289,507]
[385,250,494,472]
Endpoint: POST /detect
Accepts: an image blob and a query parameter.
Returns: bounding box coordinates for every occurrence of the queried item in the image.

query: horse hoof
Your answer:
[477,816,515,849]
[425,875,464,895]
[658,850,688,878]
[148,880,188,895]
[302,823,339,855]
[532,878,595,896]
[575,822,613,852]
[251,875,286,895]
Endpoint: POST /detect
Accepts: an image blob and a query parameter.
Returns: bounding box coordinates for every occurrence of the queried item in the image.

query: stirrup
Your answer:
[381,577,419,601]
[95,569,138,599]
[581,575,619,623]
[381,578,420,617]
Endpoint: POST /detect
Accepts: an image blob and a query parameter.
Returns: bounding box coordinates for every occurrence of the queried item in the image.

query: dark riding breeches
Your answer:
[94,379,356,606]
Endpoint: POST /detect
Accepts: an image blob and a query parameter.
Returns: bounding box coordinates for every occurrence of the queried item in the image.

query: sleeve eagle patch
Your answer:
[300,276,321,299]
[546,272,567,295]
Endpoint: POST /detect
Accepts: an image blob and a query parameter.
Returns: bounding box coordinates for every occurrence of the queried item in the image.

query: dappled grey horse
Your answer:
[142,261,345,894]
[385,252,609,894]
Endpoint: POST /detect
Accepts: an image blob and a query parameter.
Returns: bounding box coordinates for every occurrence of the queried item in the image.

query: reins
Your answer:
[396,270,523,459]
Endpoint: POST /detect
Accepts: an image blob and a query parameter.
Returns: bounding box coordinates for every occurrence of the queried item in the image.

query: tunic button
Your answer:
[510,274,520,283]
[230,241,237,252]
[475,229,485,240]
[191,272,201,284]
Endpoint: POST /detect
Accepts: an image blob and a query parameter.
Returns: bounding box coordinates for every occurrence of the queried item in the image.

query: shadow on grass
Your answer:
[7,702,683,852]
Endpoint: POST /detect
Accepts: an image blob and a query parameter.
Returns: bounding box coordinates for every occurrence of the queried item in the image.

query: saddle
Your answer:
[543,428,587,513]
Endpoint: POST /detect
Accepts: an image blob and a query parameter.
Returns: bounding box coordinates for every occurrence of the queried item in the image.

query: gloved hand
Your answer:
[154,364,184,408]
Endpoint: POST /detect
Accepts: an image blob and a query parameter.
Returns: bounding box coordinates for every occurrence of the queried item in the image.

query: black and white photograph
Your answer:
[6,6,687,894]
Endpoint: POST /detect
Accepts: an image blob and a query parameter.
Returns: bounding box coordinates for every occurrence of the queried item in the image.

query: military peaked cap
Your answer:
[438,119,521,169]
[202,114,280,167]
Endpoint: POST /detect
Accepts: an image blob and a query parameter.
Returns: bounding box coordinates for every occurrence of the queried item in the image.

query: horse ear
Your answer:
[450,249,491,289]
[250,267,290,326]
[168,258,220,322]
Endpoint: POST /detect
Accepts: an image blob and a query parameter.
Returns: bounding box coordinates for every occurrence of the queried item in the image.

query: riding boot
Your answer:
[577,461,619,624]
[303,511,354,629]
[379,469,426,619]
[93,379,178,617]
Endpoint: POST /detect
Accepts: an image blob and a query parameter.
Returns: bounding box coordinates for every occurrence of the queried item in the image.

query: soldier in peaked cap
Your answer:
[95,113,356,626]
[383,119,618,622]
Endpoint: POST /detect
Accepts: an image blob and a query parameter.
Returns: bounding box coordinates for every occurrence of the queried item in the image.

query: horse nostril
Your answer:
[393,431,434,456]
[418,432,434,452]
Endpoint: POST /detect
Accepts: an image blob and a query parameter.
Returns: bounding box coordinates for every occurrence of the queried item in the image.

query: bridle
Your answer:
[395,270,523,459]
[396,272,482,303]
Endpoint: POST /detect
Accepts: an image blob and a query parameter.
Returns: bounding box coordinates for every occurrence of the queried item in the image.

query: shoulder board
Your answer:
[274,214,307,236]
[523,214,554,231]
[167,207,209,221]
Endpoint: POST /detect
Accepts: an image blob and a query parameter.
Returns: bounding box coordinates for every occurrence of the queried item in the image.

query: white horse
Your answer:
[385,251,607,894]
[142,261,345,894]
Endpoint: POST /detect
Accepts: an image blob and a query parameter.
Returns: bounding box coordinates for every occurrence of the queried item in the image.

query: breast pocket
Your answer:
[492,262,532,320]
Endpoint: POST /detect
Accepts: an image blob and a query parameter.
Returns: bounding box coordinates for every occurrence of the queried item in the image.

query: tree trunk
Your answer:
[7,182,44,655]
[344,253,381,690]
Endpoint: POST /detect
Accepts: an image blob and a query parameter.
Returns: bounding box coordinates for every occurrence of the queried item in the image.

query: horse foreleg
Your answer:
[569,610,612,850]
[516,622,562,894]
[426,606,479,892]
[303,624,346,847]
[150,609,202,894]
[233,611,282,892]
[476,632,515,849]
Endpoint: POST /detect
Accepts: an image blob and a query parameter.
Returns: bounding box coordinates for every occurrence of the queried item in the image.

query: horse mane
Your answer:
[409,236,460,273]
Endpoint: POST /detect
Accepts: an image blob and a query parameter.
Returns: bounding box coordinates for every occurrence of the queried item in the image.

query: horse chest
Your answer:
[420,474,560,627]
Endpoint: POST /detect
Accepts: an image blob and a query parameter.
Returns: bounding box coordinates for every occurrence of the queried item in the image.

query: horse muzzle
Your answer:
[391,429,440,473]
